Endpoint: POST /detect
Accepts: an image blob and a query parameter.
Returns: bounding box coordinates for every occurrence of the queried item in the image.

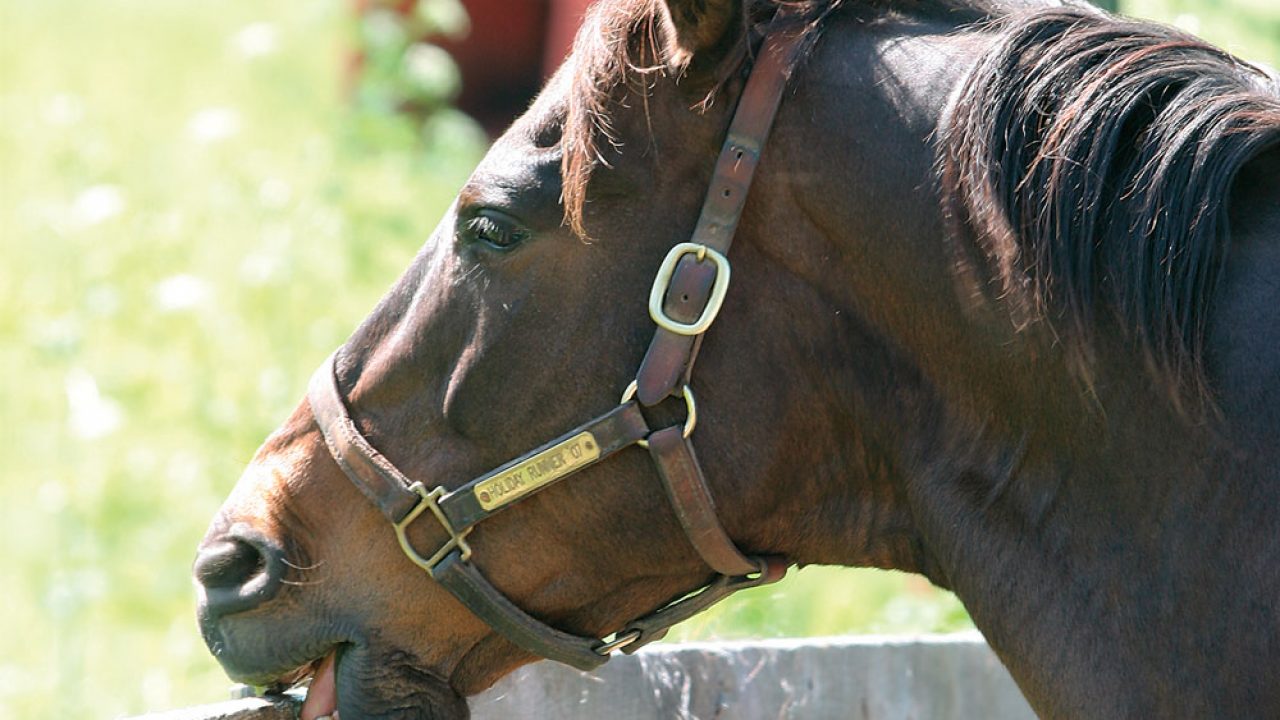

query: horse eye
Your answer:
[462,210,528,250]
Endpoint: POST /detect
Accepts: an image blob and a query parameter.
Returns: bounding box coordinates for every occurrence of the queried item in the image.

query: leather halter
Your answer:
[308,17,807,672]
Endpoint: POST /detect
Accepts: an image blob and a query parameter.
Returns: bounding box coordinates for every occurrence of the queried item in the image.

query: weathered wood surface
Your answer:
[126,692,302,720]
[126,634,1035,719]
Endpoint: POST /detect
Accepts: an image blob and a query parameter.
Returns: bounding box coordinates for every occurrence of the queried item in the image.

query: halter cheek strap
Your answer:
[307,17,806,672]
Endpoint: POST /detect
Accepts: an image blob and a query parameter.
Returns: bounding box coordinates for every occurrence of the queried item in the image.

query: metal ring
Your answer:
[620,381,698,449]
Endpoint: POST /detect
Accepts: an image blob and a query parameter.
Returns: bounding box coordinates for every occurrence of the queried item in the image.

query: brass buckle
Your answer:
[620,381,697,449]
[648,242,731,336]
[394,482,473,572]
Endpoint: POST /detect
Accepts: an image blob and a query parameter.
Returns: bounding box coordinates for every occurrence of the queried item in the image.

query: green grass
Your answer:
[0,2,480,716]
[0,0,1274,717]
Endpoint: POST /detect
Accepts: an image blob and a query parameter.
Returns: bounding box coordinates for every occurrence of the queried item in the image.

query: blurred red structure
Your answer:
[352,0,593,135]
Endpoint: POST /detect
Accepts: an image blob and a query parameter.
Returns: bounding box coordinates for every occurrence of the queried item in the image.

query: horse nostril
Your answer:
[194,538,265,589]
[195,527,286,619]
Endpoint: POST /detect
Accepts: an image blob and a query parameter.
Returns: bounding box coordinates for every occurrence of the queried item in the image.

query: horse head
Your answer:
[194,1,1280,718]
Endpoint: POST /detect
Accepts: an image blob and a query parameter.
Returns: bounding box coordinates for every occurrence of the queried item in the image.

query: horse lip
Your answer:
[206,628,343,687]
[326,645,468,720]
[268,652,330,694]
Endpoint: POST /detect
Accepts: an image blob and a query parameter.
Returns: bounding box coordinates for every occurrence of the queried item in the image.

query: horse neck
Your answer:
[900,375,1280,717]
[739,7,1280,716]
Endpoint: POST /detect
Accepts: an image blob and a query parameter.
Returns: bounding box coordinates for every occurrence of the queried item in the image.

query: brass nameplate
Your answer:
[474,432,600,511]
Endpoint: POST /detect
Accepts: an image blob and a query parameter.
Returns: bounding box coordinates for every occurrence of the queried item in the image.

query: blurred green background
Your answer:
[0,0,1275,717]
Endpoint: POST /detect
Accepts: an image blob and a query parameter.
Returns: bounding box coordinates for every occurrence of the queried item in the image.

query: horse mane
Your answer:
[560,0,990,236]
[941,7,1280,412]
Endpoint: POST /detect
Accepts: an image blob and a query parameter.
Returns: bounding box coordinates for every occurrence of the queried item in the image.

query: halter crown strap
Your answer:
[635,19,806,404]
[306,15,806,672]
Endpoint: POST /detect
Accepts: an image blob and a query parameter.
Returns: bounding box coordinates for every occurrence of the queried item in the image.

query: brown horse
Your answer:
[193,0,1280,717]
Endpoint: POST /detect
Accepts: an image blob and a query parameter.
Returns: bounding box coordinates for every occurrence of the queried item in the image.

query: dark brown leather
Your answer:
[308,352,422,524]
[648,426,759,577]
[431,550,609,671]
[311,350,652,535]
[618,555,790,651]
[438,401,651,529]
[636,256,718,403]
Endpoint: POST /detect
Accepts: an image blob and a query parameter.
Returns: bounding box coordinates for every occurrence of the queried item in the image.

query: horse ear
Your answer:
[659,0,742,67]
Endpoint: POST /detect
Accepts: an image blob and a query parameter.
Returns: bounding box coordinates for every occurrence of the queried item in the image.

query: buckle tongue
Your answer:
[593,629,642,656]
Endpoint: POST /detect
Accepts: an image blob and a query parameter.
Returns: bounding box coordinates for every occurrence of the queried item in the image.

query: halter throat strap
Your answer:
[307,17,806,672]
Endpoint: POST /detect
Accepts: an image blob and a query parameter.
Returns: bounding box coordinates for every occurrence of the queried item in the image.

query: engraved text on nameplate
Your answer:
[474,432,600,511]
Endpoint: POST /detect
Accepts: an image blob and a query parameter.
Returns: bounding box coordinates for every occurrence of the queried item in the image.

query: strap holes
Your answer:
[681,294,690,303]
[722,188,731,198]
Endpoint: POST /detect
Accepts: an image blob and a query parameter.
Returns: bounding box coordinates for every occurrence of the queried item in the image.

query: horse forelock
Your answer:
[941,7,1280,415]
[560,0,663,238]
[558,0,991,237]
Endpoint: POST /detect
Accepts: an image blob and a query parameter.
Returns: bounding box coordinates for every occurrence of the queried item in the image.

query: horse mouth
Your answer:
[267,652,329,690]
[252,644,469,720]
[249,648,342,720]
[293,649,339,720]
[242,649,338,719]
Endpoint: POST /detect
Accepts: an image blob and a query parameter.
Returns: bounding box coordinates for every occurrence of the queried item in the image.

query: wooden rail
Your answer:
[128,634,1034,719]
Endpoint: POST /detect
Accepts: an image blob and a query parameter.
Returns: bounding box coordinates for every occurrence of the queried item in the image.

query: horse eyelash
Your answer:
[466,215,498,236]
[466,214,522,247]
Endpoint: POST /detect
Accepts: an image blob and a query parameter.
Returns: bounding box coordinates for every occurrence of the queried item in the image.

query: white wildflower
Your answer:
[153,274,211,312]
[65,368,123,440]
[186,107,242,144]
[230,22,277,59]
[70,185,125,227]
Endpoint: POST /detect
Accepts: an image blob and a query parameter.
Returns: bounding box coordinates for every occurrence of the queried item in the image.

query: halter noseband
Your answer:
[308,17,806,671]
